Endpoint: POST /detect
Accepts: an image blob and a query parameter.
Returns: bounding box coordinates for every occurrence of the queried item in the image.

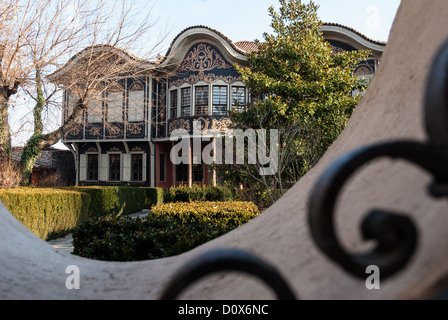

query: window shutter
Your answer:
[142,153,147,182]
[99,154,109,181]
[79,154,87,181]
[123,154,131,181]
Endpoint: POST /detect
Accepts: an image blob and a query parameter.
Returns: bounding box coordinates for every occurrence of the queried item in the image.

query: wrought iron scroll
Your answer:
[160,38,448,299]
[308,38,448,280]
[160,249,297,300]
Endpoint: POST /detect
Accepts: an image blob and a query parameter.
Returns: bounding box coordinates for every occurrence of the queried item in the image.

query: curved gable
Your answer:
[48,45,155,82]
[168,42,242,87]
[320,23,386,59]
[157,26,249,73]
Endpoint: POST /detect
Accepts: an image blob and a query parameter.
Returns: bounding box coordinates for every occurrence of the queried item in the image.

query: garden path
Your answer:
[47,209,151,256]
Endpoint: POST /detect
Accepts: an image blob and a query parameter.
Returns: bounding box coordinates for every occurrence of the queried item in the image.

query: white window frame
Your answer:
[127,84,145,122]
[86,152,99,182]
[108,152,122,182]
[231,83,247,112]
[194,82,210,116]
[98,153,109,182]
[87,98,103,124]
[79,154,87,182]
[169,88,178,119]
[122,152,146,183]
[212,84,229,115]
[132,152,145,182]
[107,91,124,123]
[180,84,192,117]
[122,153,132,182]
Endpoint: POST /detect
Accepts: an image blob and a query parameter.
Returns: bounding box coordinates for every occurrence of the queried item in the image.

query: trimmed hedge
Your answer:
[143,187,164,209]
[73,201,260,261]
[164,185,234,203]
[0,186,164,241]
[0,188,91,240]
[67,186,163,218]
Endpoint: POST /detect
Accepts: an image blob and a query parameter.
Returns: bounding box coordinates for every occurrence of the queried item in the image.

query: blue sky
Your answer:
[149,0,401,54]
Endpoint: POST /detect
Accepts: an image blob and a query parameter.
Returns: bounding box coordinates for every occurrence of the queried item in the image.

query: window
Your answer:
[128,83,144,122]
[65,93,74,122]
[109,154,121,181]
[213,86,228,115]
[87,98,102,123]
[159,153,166,182]
[170,90,178,119]
[131,154,143,182]
[107,91,123,123]
[87,154,98,181]
[195,85,209,115]
[176,163,188,183]
[192,164,203,182]
[232,86,246,112]
[66,93,83,123]
[181,87,191,117]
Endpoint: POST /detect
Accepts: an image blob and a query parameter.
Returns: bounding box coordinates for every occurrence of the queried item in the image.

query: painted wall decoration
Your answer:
[169,42,242,87]
[65,124,83,140]
[354,61,376,75]
[329,39,377,76]
[178,43,231,75]
[169,118,191,134]
[168,116,232,135]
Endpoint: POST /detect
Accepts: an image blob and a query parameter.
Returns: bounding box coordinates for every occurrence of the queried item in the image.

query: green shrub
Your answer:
[204,186,234,202]
[164,185,234,203]
[0,188,91,240]
[72,201,259,261]
[164,185,197,202]
[150,201,259,229]
[142,187,164,208]
[0,186,163,241]
[67,186,163,218]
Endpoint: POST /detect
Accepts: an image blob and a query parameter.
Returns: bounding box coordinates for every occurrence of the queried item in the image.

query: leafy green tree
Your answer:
[225,0,371,206]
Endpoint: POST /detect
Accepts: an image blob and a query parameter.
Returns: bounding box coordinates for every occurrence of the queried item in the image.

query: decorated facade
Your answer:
[52,24,386,189]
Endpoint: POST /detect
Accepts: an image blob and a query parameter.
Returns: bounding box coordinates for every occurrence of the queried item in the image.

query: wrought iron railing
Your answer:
[159,38,448,300]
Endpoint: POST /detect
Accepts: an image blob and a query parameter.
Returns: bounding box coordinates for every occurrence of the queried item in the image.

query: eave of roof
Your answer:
[157,22,386,61]
[321,22,387,46]
[47,44,156,81]
[49,22,386,81]
[157,25,249,66]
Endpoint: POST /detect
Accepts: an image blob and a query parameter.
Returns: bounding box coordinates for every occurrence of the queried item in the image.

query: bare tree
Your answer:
[0,0,37,161]
[0,0,166,185]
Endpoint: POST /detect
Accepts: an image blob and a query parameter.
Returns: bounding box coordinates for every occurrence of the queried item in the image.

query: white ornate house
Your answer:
[51,24,386,189]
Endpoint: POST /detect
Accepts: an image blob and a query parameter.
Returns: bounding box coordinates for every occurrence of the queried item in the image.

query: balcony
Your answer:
[165,115,232,139]
[64,121,146,141]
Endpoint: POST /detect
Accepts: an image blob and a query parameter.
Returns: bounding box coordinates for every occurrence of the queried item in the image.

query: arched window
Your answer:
[66,91,83,123]
[213,85,228,115]
[87,95,103,124]
[181,86,192,117]
[128,82,145,122]
[170,89,178,119]
[195,85,209,115]
[231,86,247,112]
[106,84,124,123]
